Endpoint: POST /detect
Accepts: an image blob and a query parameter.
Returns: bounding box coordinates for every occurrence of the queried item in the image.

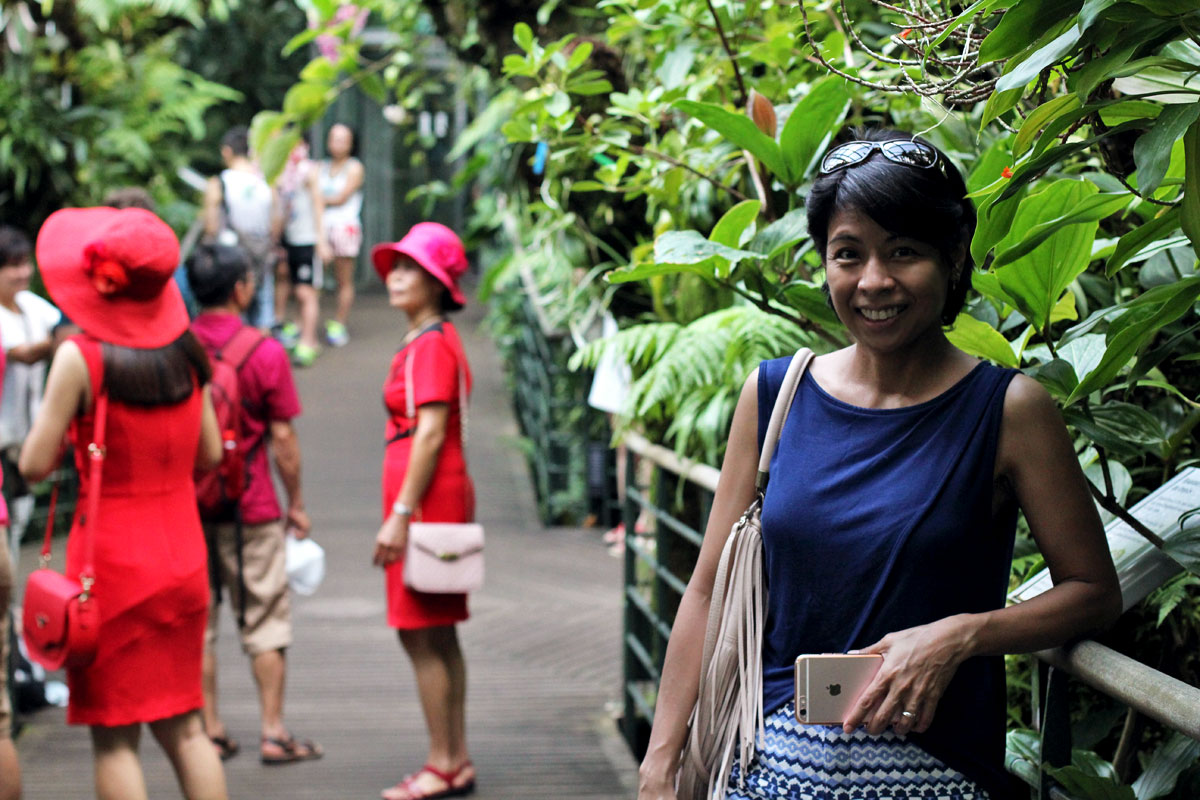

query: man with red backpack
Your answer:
[186,244,322,765]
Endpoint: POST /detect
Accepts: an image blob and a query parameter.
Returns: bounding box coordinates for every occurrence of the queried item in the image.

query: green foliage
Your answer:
[0,2,246,232]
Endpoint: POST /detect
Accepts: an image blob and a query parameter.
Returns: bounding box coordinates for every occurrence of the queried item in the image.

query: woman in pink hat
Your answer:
[369,223,476,800]
[21,207,227,800]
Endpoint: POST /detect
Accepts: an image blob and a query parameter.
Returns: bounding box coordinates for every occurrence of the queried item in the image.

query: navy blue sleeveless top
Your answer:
[757,357,1020,799]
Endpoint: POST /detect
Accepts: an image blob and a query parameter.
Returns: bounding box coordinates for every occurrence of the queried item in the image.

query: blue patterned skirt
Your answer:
[724,702,989,800]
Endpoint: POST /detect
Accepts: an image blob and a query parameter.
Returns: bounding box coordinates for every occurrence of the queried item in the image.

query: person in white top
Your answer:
[0,226,61,559]
[275,140,332,367]
[318,123,364,348]
[203,126,282,331]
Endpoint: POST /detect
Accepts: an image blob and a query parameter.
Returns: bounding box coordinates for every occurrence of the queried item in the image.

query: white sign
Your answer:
[1009,466,1200,611]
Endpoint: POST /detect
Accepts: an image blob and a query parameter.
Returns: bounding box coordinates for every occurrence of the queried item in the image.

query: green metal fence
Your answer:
[616,432,1200,799]
[505,296,616,526]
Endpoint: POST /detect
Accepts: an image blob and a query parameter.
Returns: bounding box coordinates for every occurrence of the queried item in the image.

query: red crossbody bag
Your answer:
[22,391,109,670]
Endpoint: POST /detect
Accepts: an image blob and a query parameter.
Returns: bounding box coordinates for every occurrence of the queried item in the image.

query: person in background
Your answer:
[186,243,321,766]
[370,223,476,800]
[203,126,281,332]
[274,139,332,368]
[21,207,226,800]
[103,187,156,212]
[0,226,61,570]
[0,335,20,800]
[318,123,364,348]
[636,130,1121,800]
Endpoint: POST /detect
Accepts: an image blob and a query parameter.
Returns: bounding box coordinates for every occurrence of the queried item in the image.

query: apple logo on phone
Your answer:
[827,683,842,696]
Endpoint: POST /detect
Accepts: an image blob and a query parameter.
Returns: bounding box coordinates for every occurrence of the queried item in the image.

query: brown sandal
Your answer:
[260,734,323,765]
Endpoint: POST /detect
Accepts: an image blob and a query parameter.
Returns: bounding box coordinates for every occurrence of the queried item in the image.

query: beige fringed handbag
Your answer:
[676,348,814,800]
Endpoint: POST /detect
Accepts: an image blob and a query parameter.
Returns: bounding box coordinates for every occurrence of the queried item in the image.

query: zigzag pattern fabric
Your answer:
[724,702,988,800]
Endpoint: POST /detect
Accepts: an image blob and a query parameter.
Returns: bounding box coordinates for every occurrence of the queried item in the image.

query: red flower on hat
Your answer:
[83,241,131,297]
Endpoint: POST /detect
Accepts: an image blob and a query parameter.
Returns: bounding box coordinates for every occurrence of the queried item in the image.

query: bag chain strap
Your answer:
[40,391,108,601]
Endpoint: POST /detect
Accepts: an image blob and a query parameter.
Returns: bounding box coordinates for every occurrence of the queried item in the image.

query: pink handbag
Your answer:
[403,521,484,594]
[400,340,484,594]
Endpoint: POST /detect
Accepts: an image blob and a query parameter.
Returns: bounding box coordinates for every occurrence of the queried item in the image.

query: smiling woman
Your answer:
[635,129,1122,800]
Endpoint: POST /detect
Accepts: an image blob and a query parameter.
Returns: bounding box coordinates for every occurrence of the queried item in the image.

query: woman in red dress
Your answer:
[21,207,226,800]
[370,223,476,800]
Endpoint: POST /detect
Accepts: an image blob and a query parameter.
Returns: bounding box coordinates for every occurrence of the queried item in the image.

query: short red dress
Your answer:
[381,321,474,629]
[64,336,209,726]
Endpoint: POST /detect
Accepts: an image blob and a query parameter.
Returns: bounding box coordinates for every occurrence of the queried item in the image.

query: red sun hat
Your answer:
[371,222,468,309]
[36,207,188,349]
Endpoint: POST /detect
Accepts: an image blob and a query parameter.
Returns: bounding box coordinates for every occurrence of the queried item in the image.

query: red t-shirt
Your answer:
[191,312,302,524]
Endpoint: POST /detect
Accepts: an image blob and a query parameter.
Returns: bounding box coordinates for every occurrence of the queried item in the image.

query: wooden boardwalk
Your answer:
[15,293,638,798]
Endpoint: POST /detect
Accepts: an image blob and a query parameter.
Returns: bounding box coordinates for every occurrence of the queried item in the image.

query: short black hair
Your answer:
[221,126,250,157]
[0,225,31,267]
[807,128,976,325]
[186,244,252,308]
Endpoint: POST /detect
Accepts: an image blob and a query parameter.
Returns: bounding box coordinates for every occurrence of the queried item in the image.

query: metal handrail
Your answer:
[1039,640,1200,740]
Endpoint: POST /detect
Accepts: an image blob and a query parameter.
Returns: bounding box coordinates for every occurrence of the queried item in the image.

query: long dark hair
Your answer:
[101,331,212,406]
[807,128,976,325]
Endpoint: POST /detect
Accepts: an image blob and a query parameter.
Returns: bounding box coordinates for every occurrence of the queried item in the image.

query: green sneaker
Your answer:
[291,343,320,367]
[324,319,349,348]
[276,321,300,350]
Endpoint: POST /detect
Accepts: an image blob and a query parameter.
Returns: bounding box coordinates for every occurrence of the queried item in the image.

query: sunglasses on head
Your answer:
[818,139,940,175]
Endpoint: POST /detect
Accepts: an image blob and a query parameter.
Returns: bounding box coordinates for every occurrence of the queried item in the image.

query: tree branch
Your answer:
[614,142,750,203]
[1087,481,1166,549]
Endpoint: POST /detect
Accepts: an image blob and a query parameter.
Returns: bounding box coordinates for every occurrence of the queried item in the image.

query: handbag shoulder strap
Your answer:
[754,348,814,493]
[40,342,109,594]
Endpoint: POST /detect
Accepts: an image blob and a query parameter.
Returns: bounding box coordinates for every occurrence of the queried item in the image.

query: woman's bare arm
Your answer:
[195,386,222,470]
[638,371,761,799]
[19,341,88,481]
[373,403,450,566]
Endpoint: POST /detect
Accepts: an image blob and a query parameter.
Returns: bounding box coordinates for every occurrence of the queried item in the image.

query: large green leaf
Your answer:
[779,76,851,182]
[1067,275,1200,404]
[781,282,842,329]
[991,192,1130,269]
[751,208,808,259]
[1014,95,1080,158]
[1132,733,1200,800]
[654,230,761,267]
[946,314,1018,367]
[1106,207,1181,276]
[995,23,1085,94]
[1182,119,1200,258]
[709,200,761,249]
[673,99,788,182]
[972,187,1026,266]
[978,0,1083,64]
[1044,764,1134,800]
[991,180,1104,332]
[1134,103,1200,195]
[999,119,1149,202]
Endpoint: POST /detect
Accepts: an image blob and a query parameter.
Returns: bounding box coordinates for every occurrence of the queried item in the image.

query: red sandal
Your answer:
[381,762,475,800]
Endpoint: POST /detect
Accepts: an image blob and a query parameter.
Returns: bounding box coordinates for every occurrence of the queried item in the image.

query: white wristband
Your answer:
[392,500,413,518]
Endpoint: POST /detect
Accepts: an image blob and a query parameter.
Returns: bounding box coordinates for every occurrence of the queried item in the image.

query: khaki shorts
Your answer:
[0,527,12,738]
[204,519,292,656]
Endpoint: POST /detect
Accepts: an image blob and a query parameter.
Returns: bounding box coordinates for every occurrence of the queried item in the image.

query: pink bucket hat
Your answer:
[371,222,467,309]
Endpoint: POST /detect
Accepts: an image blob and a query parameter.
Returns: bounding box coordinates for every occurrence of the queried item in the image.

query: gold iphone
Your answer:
[794,653,884,724]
